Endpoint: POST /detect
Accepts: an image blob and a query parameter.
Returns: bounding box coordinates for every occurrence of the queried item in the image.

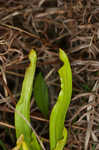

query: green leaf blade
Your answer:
[34,72,49,118]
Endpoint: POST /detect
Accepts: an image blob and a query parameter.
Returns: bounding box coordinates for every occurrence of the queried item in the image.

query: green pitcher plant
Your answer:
[13,48,72,150]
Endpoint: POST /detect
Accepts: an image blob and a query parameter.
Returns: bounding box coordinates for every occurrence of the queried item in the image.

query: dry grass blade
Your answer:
[85,81,99,150]
[0,0,99,149]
